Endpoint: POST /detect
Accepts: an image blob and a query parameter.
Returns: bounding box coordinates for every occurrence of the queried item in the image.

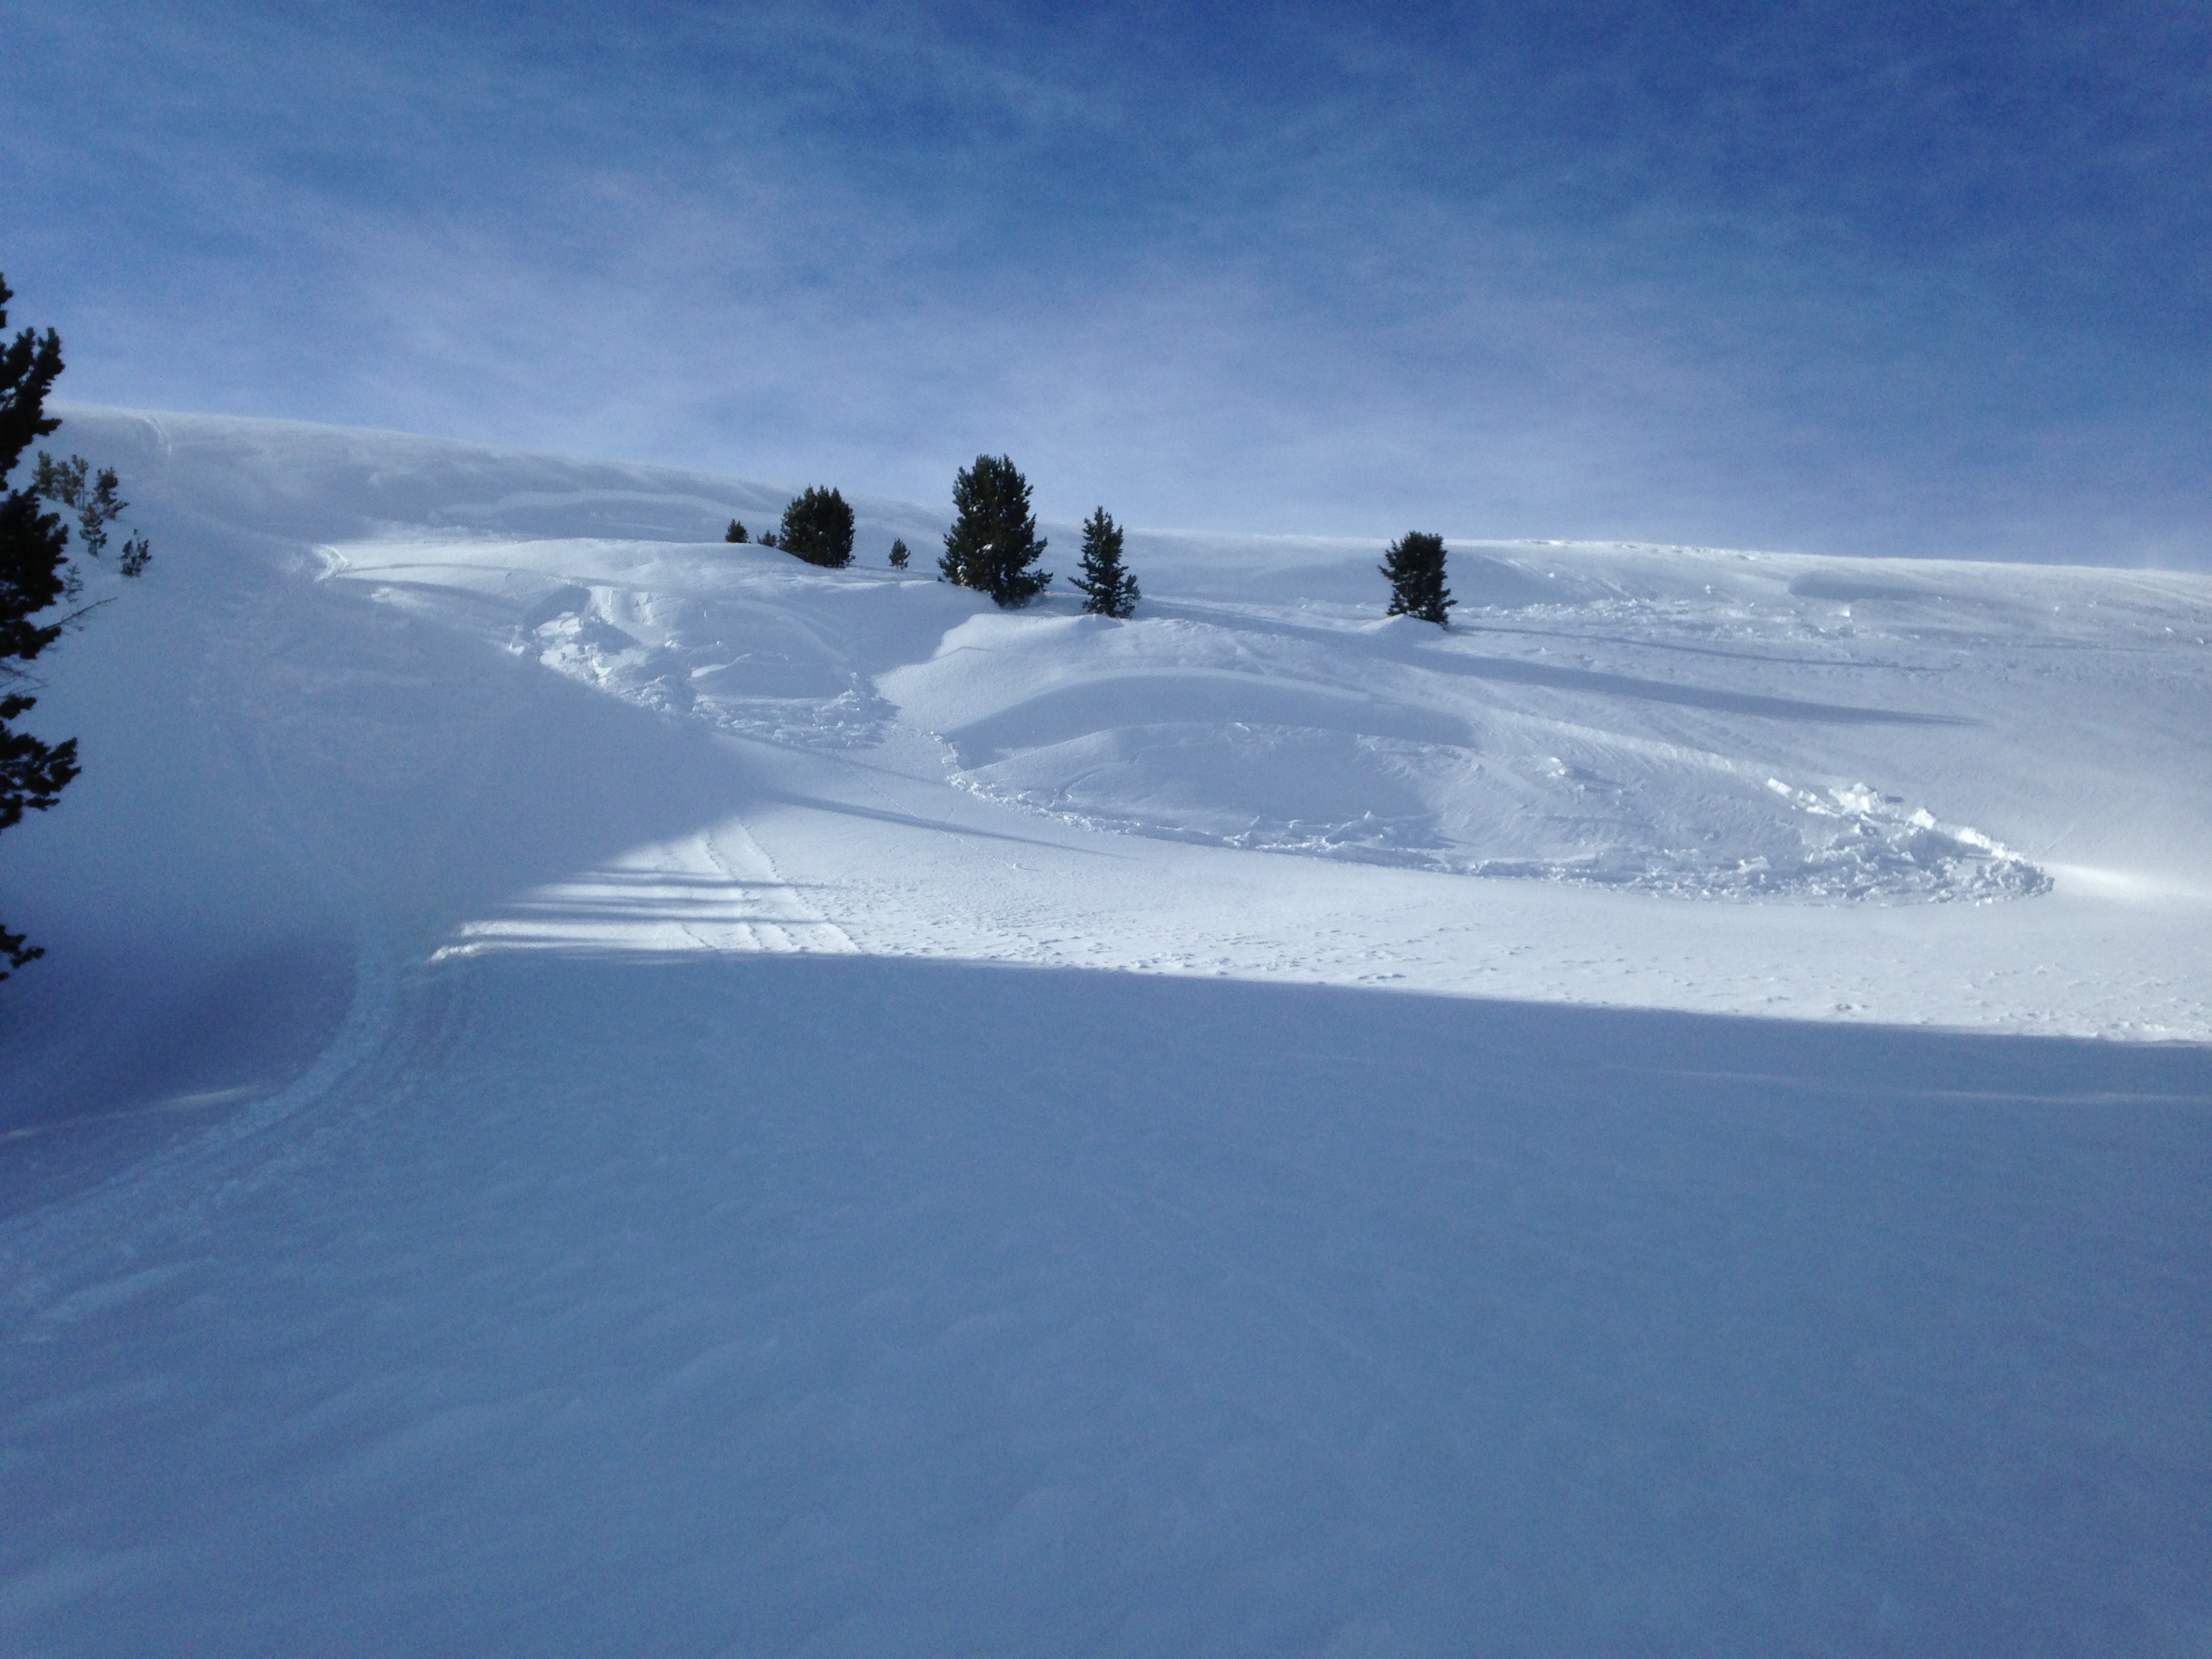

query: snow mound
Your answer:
[886,611,2045,903]
[329,542,923,752]
[300,503,2055,905]
[314,527,2061,905]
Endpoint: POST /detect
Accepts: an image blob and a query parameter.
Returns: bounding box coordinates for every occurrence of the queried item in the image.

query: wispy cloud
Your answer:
[3,0,2204,562]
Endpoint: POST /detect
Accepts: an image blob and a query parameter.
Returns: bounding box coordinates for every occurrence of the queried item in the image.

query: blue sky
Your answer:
[4,0,2205,560]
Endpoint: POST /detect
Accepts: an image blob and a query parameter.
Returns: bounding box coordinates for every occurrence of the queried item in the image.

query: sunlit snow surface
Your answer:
[1,411,2207,1655]
[342,524,2060,905]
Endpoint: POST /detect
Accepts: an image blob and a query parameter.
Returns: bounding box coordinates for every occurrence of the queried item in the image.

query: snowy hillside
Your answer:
[12,409,2208,1042]
[2,410,2207,1654]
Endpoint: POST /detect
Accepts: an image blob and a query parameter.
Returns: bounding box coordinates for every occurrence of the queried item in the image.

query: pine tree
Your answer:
[1071,507,1139,618]
[888,538,909,570]
[724,518,748,544]
[778,487,855,567]
[1380,531,1452,625]
[0,272,151,979]
[939,454,1050,607]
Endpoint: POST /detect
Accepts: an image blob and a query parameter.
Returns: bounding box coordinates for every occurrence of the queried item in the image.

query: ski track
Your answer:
[436,820,858,962]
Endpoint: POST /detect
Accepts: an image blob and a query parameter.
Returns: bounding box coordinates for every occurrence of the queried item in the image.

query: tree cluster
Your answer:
[738,451,1440,632]
[1,273,150,979]
[734,455,1136,609]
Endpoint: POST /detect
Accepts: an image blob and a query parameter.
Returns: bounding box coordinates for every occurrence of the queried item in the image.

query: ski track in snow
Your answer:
[436,821,859,961]
[1,410,2207,1655]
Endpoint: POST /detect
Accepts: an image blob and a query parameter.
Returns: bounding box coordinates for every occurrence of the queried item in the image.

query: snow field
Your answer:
[5,956,2207,1655]
[1,409,2207,1654]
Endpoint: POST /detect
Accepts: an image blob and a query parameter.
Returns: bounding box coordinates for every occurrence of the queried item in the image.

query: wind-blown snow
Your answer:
[1,410,2207,1654]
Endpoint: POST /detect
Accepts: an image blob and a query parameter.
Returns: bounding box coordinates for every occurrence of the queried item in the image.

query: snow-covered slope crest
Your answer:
[342,533,2052,901]
[8,407,2210,1056]
[93,401,2122,906]
[35,407,2212,908]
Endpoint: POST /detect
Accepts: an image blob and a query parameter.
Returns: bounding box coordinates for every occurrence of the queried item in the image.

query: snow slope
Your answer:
[1,410,2207,1655]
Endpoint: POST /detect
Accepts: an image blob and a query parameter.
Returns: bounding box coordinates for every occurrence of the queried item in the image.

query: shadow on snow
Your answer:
[3,951,2204,1656]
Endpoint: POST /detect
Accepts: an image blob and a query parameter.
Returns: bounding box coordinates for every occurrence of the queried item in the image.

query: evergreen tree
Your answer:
[1071,507,1139,618]
[888,538,909,570]
[759,531,779,548]
[1380,531,1452,625]
[939,454,1050,607]
[724,518,748,544]
[778,487,855,567]
[0,273,151,979]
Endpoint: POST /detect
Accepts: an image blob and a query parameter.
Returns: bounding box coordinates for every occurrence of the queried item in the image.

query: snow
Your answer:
[1,408,2207,1654]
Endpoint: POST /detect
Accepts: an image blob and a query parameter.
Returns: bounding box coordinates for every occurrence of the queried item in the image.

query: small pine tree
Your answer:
[779,487,855,567]
[759,531,779,548]
[1380,531,1453,625]
[939,454,1050,607]
[888,538,909,570]
[1071,507,1139,618]
[724,518,748,544]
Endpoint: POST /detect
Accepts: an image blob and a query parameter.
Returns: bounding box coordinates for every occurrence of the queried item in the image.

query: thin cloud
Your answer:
[3,0,2203,564]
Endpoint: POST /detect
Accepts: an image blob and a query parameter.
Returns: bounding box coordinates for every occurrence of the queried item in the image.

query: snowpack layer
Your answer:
[1,410,2207,1654]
